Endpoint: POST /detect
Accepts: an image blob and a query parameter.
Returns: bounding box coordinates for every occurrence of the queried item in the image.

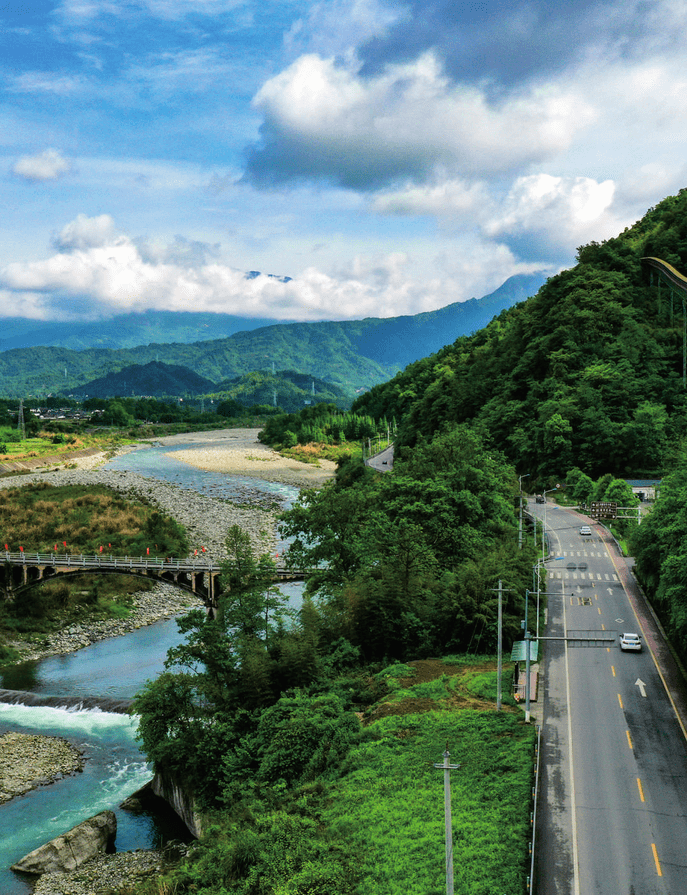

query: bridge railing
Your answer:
[2,551,219,573]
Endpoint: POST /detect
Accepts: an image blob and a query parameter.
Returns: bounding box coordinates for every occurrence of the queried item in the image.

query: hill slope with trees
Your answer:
[353,189,687,480]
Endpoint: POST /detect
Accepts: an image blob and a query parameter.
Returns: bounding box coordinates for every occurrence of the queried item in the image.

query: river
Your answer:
[0,438,304,894]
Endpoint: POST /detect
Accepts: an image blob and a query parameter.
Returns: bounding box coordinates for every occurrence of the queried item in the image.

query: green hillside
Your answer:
[71,361,215,398]
[353,189,687,480]
[0,274,542,399]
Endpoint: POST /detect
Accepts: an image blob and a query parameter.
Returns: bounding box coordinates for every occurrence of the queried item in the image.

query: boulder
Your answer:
[11,810,117,875]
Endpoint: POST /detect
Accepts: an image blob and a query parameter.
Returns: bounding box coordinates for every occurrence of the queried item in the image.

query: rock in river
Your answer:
[11,810,117,875]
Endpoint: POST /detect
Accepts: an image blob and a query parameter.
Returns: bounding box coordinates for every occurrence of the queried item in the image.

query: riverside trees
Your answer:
[280,425,537,660]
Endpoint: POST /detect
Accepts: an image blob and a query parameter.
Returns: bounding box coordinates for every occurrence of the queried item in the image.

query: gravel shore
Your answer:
[0,732,84,804]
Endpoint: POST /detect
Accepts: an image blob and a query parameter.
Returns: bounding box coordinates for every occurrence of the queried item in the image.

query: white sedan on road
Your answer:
[619,632,642,652]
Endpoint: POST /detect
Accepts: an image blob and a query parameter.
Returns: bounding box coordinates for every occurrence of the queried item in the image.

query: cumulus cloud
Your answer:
[372,177,488,217]
[52,214,120,251]
[245,51,595,189]
[13,149,71,182]
[0,214,532,322]
[485,175,619,249]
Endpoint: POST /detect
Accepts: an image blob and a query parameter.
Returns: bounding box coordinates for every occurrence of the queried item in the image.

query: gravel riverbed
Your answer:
[0,733,84,805]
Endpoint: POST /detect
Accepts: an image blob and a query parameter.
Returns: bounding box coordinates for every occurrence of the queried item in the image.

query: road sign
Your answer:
[590,500,618,519]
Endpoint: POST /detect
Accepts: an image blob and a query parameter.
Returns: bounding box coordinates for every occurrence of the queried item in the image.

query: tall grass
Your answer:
[326,710,534,895]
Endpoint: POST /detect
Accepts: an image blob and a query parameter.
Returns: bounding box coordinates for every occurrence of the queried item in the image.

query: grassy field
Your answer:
[0,426,129,465]
[134,657,535,895]
[330,659,534,895]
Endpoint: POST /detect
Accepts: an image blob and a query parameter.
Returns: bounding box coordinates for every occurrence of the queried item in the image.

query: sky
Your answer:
[1,0,686,323]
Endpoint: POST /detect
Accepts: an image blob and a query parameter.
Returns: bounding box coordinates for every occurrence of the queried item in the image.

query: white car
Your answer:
[579,525,592,536]
[619,632,642,652]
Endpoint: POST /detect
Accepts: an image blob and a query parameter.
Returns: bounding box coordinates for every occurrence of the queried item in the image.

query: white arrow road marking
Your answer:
[636,679,647,697]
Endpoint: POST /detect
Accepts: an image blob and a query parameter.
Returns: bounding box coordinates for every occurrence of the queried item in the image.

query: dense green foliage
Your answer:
[278,426,537,660]
[133,659,533,895]
[351,190,687,482]
[132,422,538,893]
[259,402,385,448]
[631,457,687,658]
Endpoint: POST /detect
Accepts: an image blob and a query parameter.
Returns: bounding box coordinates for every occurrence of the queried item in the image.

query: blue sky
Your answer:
[2,0,686,322]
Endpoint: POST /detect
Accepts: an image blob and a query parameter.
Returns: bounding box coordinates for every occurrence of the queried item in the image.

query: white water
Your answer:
[0,704,154,894]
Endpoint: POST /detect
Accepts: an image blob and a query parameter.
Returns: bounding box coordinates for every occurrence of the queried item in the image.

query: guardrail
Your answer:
[2,551,219,573]
[529,724,542,894]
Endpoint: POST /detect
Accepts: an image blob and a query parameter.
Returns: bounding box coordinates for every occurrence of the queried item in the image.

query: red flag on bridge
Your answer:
[63,541,67,547]
[99,546,103,553]
[54,544,57,551]
[146,547,150,555]
[4,544,8,551]
[19,546,23,552]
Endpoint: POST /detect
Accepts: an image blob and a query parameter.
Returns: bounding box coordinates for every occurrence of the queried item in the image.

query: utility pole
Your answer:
[491,579,512,712]
[518,473,530,549]
[434,745,460,895]
[17,400,25,441]
[497,580,503,711]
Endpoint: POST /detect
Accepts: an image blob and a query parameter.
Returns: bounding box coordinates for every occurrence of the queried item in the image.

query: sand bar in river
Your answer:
[164,428,336,488]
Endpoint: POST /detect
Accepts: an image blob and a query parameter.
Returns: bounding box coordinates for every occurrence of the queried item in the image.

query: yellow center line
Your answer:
[601,623,606,630]
[618,693,624,710]
[598,607,601,615]
[652,843,662,876]
[637,777,645,802]
[611,665,616,677]
[626,730,633,750]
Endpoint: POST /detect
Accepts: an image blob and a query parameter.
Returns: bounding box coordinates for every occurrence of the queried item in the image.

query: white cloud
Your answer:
[372,177,488,217]
[485,174,619,249]
[12,149,72,182]
[0,214,534,323]
[52,213,120,251]
[247,51,596,187]
[9,72,86,94]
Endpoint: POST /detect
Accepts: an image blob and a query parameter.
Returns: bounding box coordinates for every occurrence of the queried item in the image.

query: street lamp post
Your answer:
[541,485,560,561]
[531,555,564,640]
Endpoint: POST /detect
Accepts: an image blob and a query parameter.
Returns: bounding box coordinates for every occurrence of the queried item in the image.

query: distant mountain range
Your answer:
[0,311,291,352]
[72,362,349,412]
[0,273,546,399]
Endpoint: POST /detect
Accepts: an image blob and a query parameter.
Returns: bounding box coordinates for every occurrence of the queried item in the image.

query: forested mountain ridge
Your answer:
[353,189,687,479]
[0,273,543,399]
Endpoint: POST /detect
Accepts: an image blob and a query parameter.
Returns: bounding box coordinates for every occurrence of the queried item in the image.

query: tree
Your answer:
[220,525,284,641]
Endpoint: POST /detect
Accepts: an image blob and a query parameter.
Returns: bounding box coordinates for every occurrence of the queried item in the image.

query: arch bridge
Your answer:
[0,551,305,612]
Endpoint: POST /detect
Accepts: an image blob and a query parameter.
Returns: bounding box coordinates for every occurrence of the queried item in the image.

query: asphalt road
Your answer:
[531,499,687,894]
